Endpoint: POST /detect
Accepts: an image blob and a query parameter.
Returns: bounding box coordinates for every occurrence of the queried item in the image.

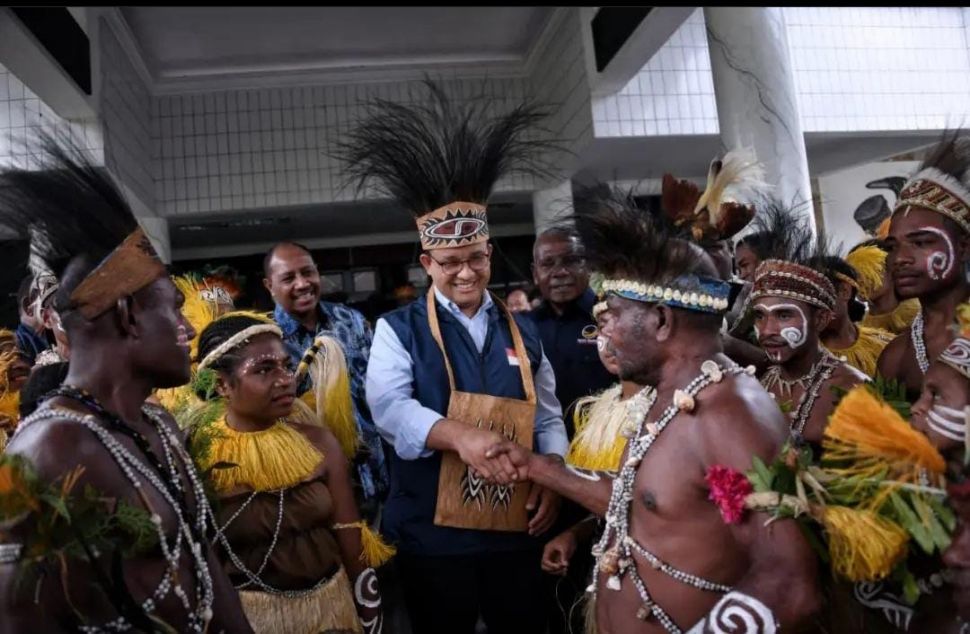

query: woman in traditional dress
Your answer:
[186,311,390,634]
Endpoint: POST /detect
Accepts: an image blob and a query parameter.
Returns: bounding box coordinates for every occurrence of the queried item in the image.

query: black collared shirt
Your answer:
[528,288,615,438]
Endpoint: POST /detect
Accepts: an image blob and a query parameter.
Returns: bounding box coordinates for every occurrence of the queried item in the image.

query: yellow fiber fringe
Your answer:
[0,390,19,431]
[845,245,887,302]
[238,565,361,634]
[822,505,909,582]
[824,326,895,378]
[862,299,920,335]
[203,417,323,493]
[172,275,219,360]
[823,386,946,482]
[304,336,359,459]
[333,521,397,567]
[566,384,629,471]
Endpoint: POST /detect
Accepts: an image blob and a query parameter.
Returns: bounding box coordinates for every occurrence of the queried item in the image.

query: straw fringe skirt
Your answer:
[239,566,362,634]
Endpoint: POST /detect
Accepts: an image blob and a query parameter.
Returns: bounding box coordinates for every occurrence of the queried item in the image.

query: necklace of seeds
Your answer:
[591,360,750,633]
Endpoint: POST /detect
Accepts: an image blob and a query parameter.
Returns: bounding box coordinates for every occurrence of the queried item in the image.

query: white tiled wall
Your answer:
[151,76,539,216]
[0,64,102,169]
[593,10,718,138]
[100,17,154,209]
[595,7,970,139]
[786,7,970,132]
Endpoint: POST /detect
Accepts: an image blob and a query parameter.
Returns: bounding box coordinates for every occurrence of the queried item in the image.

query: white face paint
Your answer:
[754,303,808,356]
[921,226,955,280]
[927,403,968,442]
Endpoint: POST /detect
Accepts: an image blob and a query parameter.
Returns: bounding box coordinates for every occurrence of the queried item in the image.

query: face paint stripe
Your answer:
[754,303,808,349]
[928,409,965,441]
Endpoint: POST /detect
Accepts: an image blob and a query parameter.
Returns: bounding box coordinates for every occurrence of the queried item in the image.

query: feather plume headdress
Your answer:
[335,78,558,251]
[0,132,165,322]
[894,130,970,234]
[571,184,731,314]
[661,147,768,245]
[748,198,838,311]
[845,243,888,302]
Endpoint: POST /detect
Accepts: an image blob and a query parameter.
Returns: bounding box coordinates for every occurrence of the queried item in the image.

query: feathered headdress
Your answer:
[895,130,970,234]
[661,147,767,245]
[571,184,731,314]
[845,243,888,302]
[0,132,165,321]
[335,78,558,251]
[747,198,838,311]
[0,330,21,438]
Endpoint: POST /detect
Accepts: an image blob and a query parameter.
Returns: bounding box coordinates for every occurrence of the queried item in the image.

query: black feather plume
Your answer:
[919,129,970,184]
[570,183,711,285]
[0,131,137,308]
[743,196,829,265]
[333,78,560,217]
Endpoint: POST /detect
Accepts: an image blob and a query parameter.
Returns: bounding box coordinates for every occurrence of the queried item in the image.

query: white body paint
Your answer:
[754,303,808,361]
[921,226,955,280]
[687,591,778,634]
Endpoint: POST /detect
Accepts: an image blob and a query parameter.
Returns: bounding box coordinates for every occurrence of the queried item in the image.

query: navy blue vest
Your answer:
[382,295,545,556]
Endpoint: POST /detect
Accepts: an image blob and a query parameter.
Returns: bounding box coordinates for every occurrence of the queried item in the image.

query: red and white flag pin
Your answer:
[506,348,520,366]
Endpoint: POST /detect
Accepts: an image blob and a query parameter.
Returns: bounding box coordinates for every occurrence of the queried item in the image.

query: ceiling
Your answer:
[120,7,554,82]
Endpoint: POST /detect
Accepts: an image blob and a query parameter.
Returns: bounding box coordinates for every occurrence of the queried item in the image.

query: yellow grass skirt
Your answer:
[239,566,362,634]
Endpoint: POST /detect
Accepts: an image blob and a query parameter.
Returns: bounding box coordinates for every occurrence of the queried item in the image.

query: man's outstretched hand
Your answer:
[485,439,535,482]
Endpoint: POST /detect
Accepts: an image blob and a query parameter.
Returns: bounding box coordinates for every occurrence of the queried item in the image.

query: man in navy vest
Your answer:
[350,80,569,634]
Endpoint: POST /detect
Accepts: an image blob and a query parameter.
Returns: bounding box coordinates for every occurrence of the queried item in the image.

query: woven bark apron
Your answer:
[427,290,536,532]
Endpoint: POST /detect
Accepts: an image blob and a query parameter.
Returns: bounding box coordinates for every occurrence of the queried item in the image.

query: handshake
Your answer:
[453,424,536,487]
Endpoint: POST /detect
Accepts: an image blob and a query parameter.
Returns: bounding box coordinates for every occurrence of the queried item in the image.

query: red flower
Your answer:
[705,465,753,525]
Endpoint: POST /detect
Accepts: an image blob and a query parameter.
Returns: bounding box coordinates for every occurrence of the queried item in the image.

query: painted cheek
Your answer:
[780,327,806,349]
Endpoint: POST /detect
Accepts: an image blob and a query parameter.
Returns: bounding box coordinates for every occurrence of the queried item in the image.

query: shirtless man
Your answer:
[877,133,970,397]
[0,137,251,633]
[750,259,867,446]
[490,196,820,633]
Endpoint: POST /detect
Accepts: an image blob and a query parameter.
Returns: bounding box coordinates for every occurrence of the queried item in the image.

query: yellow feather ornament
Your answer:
[822,505,909,582]
[844,245,888,302]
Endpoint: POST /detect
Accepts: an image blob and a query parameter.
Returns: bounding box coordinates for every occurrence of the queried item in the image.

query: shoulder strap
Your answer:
[426,290,536,404]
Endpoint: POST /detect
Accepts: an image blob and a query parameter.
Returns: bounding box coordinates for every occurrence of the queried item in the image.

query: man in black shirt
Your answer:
[529,227,615,437]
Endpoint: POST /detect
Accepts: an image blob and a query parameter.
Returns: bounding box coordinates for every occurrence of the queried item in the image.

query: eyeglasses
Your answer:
[427,252,491,275]
[535,254,587,273]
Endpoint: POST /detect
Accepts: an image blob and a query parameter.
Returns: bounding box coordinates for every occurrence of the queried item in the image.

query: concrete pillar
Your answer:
[138,216,171,265]
[704,7,814,232]
[532,179,573,235]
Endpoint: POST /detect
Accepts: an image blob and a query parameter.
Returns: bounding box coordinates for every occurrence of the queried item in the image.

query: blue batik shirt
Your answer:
[274,301,389,503]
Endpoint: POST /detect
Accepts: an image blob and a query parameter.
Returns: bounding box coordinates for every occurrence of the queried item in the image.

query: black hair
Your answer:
[195,314,276,399]
[736,231,772,261]
[571,183,717,286]
[262,241,314,278]
[0,132,139,323]
[810,255,867,322]
[19,361,69,418]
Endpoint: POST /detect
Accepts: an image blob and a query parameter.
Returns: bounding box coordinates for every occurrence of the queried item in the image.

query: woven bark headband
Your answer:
[68,228,167,320]
[894,167,970,234]
[750,259,837,311]
[416,201,489,251]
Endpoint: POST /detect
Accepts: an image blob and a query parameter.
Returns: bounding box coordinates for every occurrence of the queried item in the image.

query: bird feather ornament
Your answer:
[662,147,768,244]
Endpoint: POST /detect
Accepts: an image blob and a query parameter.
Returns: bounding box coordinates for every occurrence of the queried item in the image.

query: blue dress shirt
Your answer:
[366,287,569,461]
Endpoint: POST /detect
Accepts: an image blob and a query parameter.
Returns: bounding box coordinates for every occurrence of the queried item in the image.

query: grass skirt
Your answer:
[239,566,362,634]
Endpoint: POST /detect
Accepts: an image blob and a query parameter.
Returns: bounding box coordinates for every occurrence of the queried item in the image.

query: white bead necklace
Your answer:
[591,360,748,633]
[912,312,929,374]
[17,407,215,633]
